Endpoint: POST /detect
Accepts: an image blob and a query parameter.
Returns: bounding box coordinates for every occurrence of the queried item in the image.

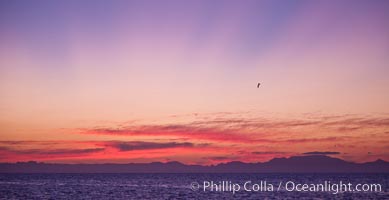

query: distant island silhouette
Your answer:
[1,155,388,173]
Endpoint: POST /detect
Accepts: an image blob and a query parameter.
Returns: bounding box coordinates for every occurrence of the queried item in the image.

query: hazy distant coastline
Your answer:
[1,155,388,173]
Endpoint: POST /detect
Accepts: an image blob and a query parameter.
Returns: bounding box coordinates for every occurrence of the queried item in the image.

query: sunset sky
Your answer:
[0,0,388,164]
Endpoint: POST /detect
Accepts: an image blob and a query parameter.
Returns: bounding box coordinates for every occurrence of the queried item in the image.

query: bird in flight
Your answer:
[257,83,261,88]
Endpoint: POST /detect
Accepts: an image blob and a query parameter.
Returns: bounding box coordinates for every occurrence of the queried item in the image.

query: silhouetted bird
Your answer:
[257,83,261,88]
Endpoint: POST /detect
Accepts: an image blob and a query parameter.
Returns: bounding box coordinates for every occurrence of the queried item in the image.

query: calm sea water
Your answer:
[0,173,388,199]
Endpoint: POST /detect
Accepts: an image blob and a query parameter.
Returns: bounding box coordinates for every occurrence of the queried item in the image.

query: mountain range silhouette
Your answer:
[1,155,388,173]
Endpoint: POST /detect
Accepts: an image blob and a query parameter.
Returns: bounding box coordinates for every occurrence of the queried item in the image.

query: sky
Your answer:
[0,0,388,164]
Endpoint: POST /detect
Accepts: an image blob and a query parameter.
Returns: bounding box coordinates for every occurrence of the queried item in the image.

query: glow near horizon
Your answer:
[0,0,388,164]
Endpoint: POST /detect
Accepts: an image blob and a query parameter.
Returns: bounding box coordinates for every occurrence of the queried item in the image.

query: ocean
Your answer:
[0,173,388,199]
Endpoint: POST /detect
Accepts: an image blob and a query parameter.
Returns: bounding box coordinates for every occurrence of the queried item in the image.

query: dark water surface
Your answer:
[0,173,388,199]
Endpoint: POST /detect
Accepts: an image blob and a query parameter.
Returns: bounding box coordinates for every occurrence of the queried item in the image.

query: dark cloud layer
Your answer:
[0,146,105,156]
[104,141,196,151]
